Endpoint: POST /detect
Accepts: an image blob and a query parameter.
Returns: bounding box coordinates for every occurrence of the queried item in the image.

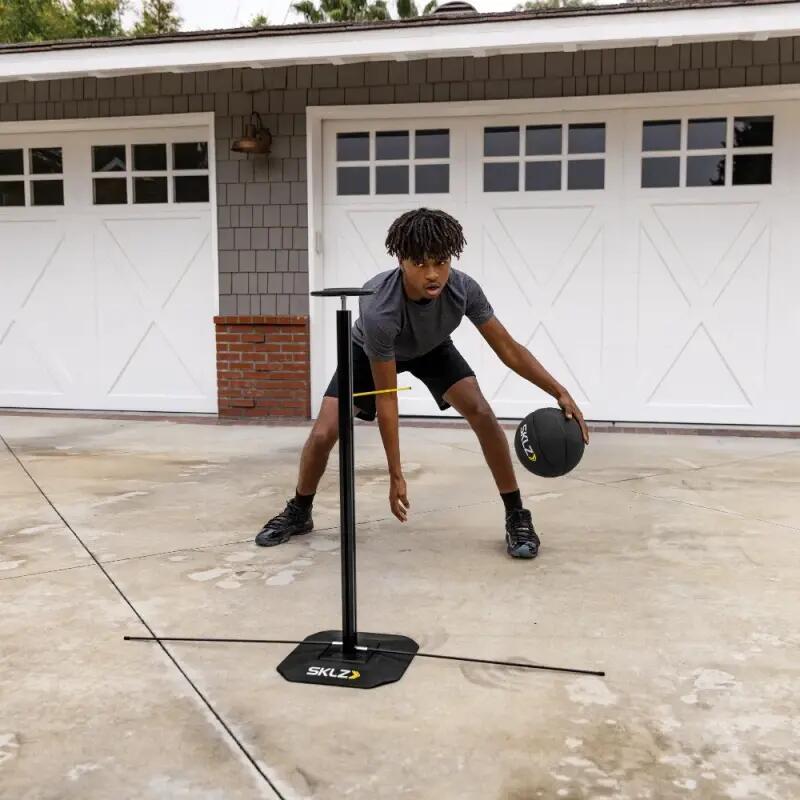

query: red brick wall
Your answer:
[215,315,310,418]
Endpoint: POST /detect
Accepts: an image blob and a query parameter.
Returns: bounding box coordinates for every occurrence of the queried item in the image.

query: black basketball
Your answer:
[514,407,585,477]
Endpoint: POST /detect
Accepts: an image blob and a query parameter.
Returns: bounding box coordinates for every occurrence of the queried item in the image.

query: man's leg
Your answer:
[255,397,339,546]
[296,396,340,494]
[443,377,540,559]
[443,377,517,493]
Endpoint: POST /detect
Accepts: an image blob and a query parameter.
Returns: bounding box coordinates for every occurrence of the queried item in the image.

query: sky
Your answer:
[133,0,532,30]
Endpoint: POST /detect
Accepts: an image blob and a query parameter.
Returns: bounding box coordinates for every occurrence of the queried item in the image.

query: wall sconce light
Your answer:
[231,112,272,155]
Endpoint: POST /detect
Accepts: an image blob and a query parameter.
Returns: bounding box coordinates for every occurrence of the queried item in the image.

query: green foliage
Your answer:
[515,0,592,9]
[0,0,73,43]
[0,0,446,43]
[0,0,129,43]
[132,0,181,35]
[69,0,127,37]
[396,0,437,18]
[292,0,393,23]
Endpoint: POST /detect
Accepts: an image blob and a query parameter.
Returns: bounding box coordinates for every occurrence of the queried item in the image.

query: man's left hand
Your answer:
[557,391,589,444]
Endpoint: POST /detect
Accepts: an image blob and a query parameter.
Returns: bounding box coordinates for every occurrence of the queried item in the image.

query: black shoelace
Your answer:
[506,508,537,544]
[266,499,306,527]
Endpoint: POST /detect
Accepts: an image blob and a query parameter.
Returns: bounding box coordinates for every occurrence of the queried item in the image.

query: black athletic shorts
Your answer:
[324,339,475,421]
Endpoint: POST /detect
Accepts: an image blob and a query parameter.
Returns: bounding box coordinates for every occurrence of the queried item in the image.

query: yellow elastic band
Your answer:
[352,386,412,398]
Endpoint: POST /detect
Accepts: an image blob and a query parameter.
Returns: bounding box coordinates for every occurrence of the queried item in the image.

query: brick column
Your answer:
[215,315,310,418]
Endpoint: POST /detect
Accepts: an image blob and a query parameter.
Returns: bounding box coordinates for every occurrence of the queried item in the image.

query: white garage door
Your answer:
[318,98,800,425]
[0,117,218,413]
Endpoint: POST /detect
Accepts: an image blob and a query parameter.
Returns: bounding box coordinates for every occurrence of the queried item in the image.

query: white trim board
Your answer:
[306,84,800,124]
[2,3,800,82]
[0,112,214,134]
[307,109,325,416]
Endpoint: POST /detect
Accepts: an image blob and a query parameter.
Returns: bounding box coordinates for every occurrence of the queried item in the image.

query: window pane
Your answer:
[734,116,773,148]
[0,149,24,176]
[415,129,449,159]
[686,155,726,186]
[93,145,126,172]
[134,143,167,171]
[732,154,772,185]
[641,157,680,188]
[174,175,209,203]
[526,125,561,156]
[173,142,208,170]
[375,131,409,160]
[568,123,605,154]
[337,166,369,195]
[642,120,681,151]
[567,159,605,190]
[484,126,519,157]
[30,147,62,175]
[32,180,64,206]
[94,177,127,204]
[483,162,519,192]
[376,165,408,194]
[134,176,168,203]
[525,161,561,191]
[415,163,449,193]
[0,181,25,206]
[688,118,726,149]
[337,132,369,162]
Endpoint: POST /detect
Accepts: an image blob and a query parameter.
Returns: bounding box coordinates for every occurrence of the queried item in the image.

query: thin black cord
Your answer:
[406,649,604,677]
[0,433,285,800]
[124,636,605,677]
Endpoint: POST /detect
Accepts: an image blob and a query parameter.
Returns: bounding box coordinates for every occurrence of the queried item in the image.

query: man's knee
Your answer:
[307,400,339,450]
[466,400,495,426]
[452,384,495,424]
[308,423,337,453]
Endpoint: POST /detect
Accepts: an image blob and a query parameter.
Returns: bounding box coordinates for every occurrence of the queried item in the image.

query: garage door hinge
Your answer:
[315,231,323,255]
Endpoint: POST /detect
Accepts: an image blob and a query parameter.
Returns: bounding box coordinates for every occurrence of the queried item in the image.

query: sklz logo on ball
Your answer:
[519,423,537,462]
[306,666,361,680]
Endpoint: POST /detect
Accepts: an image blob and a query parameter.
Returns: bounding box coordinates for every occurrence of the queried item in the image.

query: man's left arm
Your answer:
[477,317,589,444]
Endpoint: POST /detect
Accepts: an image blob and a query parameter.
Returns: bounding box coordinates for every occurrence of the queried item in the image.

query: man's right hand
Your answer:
[389,475,410,522]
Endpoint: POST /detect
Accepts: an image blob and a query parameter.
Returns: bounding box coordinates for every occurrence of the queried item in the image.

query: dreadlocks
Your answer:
[385,208,467,264]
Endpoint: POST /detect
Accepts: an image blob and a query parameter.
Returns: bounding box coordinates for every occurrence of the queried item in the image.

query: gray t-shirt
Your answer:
[352,268,495,362]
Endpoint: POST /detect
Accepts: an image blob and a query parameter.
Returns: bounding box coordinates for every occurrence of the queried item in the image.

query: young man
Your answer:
[256,208,589,559]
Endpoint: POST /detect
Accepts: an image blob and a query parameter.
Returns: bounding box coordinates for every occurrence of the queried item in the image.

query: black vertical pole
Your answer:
[336,298,358,656]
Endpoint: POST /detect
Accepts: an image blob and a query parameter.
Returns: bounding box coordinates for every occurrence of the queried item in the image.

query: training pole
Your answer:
[272,287,419,688]
[337,296,357,656]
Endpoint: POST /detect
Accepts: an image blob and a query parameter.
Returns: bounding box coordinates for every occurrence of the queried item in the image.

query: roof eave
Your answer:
[1,2,799,83]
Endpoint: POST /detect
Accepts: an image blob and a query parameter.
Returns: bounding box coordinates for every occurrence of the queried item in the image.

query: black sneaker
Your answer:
[505,508,540,559]
[255,499,313,547]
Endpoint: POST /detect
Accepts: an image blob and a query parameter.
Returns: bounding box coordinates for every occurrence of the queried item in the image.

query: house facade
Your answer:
[1,0,800,424]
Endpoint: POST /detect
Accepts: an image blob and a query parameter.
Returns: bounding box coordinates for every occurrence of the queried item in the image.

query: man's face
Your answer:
[399,256,451,301]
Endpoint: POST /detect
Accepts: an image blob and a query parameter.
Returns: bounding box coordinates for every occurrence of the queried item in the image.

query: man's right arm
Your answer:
[369,358,409,523]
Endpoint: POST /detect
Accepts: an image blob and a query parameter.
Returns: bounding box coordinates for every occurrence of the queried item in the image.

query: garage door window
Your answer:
[336,129,450,196]
[92,141,209,205]
[93,144,127,204]
[641,115,773,188]
[0,146,64,207]
[483,123,606,193]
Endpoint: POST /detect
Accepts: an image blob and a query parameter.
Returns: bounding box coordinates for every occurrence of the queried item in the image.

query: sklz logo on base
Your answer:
[306,666,361,680]
[519,424,537,462]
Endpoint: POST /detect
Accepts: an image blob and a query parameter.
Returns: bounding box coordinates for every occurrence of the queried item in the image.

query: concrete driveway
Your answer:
[1,413,799,800]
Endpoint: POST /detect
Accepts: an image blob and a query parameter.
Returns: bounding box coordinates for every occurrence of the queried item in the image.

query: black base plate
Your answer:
[277,630,418,689]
